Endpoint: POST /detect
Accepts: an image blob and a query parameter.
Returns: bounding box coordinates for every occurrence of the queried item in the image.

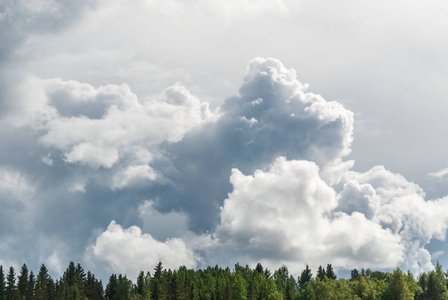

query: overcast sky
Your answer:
[1,0,448,281]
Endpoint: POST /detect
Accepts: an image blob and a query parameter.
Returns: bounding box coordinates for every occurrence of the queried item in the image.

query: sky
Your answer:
[1,0,448,281]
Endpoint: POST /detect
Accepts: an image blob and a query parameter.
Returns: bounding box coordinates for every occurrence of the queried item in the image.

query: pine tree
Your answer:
[168,271,178,300]
[325,264,337,280]
[0,266,6,300]
[151,262,164,300]
[5,266,16,300]
[105,274,117,300]
[27,271,35,299]
[298,265,312,288]
[350,269,360,281]
[35,264,50,300]
[17,264,28,299]
[255,263,263,275]
[316,266,325,280]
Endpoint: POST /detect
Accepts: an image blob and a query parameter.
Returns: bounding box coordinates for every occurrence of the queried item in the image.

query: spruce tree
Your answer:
[255,263,263,274]
[0,266,5,300]
[169,271,178,300]
[325,264,337,280]
[35,264,50,300]
[350,269,360,281]
[5,266,16,300]
[27,271,35,299]
[17,264,28,299]
[316,266,325,280]
[105,274,117,300]
[151,262,164,300]
[298,265,312,288]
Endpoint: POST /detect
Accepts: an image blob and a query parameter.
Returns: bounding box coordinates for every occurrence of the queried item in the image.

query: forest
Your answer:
[0,260,447,300]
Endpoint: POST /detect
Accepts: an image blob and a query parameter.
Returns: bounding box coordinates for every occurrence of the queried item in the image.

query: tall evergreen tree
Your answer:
[5,266,16,300]
[168,271,178,300]
[17,264,28,299]
[0,266,5,300]
[35,264,50,300]
[350,269,360,281]
[298,265,312,288]
[27,271,35,299]
[325,264,337,280]
[151,261,164,300]
[316,266,325,280]
[105,274,117,300]
[255,263,263,275]
[264,268,271,279]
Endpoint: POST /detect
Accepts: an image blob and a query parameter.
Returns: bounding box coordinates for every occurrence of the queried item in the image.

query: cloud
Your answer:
[38,80,214,170]
[86,221,199,277]
[428,167,448,180]
[158,57,354,231]
[206,157,404,274]
[2,53,448,279]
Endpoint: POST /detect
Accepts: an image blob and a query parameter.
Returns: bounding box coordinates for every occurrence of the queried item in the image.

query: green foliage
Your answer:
[5,266,17,300]
[385,268,413,300]
[0,266,5,300]
[298,265,313,289]
[3,260,448,300]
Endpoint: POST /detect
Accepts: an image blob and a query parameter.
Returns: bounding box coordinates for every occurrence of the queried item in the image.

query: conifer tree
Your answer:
[105,274,117,300]
[316,266,325,280]
[17,264,28,299]
[0,266,5,300]
[255,263,263,275]
[325,264,337,280]
[35,264,50,300]
[151,261,164,300]
[298,265,312,288]
[6,266,16,300]
[168,271,178,300]
[27,271,35,299]
[350,269,360,281]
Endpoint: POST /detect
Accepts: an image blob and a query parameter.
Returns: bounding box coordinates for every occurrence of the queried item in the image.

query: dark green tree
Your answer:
[223,280,232,300]
[151,262,164,300]
[27,271,35,299]
[6,266,17,300]
[105,274,117,300]
[350,268,360,281]
[298,265,312,289]
[168,271,177,300]
[17,264,28,299]
[0,266,6,300]
[325,264,337,280]
[264,268,271,279]
[115,274,131,300]
[255,263,263,275]
[35,264,50,300]
[316,266,325,280]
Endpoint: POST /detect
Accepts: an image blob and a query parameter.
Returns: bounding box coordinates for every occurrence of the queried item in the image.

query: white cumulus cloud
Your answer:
[86,221,199,277]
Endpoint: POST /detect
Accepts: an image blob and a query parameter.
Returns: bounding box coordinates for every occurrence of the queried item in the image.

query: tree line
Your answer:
[1,260,448,299]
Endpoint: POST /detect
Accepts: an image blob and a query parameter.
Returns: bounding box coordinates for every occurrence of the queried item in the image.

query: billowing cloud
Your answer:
[86,221,199,277]
[157,57,354,231]
[205,157,404,274]
[39,80,214,170]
